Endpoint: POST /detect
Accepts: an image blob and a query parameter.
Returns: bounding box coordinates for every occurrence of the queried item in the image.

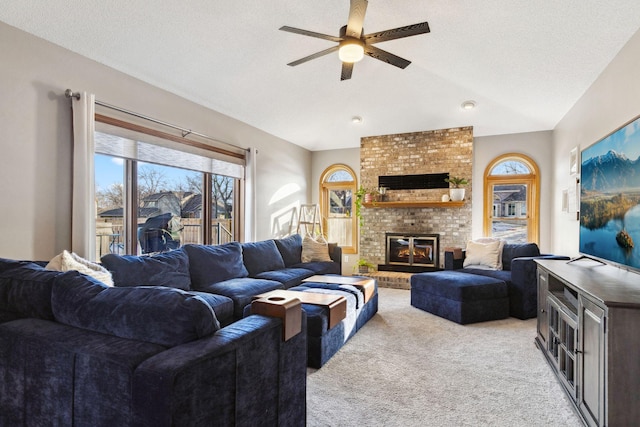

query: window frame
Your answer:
[94,116,244,256]
[483,153,540,244]
[319,164,358,254]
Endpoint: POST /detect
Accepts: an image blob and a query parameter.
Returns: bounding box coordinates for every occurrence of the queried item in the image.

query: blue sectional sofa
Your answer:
[100,234,342,326]
[0,233,346,426]
[0,258,306,426]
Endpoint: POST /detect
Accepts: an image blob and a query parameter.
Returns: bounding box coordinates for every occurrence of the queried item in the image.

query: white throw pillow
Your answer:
[472,237,505,270]
[463,239,503,270]
[301,235,332,263]
[46,250,114,286]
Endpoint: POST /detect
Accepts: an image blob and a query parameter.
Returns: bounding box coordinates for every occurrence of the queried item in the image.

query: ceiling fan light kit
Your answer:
[280,0,430,80]
[339,40,365,63]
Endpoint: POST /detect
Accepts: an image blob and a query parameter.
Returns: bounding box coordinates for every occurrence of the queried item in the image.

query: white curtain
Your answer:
[244,147,258,241]
[70,92,96,259]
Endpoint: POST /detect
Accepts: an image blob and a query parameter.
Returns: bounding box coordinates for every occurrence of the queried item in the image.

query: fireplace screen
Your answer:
[386,233,439,268]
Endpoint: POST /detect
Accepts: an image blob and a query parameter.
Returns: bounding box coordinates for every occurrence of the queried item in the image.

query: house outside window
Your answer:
[484,153,540,244]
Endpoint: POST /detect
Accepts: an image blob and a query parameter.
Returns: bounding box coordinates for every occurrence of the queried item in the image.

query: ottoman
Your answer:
[290,279,378,368]
[410,271,509,324]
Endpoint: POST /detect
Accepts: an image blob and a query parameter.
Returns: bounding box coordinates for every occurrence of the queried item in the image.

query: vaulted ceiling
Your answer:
[2,1,640,150]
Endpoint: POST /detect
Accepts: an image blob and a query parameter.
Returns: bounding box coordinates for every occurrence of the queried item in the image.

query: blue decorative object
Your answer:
[101,248,191,290]
[183,242,249,287]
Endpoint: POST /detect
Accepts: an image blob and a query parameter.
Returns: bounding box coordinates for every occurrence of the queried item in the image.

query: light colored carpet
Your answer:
[306,287,583,426]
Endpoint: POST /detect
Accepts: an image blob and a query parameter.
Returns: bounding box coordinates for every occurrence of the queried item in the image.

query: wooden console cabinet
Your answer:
[535,259,640,426]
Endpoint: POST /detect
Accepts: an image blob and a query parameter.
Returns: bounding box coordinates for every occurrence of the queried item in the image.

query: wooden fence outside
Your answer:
[96,217,233,259]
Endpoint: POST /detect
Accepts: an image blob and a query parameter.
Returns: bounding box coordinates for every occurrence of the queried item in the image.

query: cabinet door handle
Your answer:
[575,349,582,354]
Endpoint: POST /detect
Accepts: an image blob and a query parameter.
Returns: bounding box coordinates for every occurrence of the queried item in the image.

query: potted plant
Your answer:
[445,176,468,201]
[354,186,377,226]
[354,258,376,274]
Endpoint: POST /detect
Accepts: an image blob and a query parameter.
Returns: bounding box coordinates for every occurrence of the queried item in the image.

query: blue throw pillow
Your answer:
[183,242,249,289]
[502,243,540,271]
[0,260,61,320]
[274,234,303,267]
[51,270,220,347]
[241,240,286,276]
[101,249,191,290]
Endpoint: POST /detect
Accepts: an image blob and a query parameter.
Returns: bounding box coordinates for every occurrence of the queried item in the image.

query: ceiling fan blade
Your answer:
[279,26,342,42]
[345,0,368,38]
[364,45,411,69]
[287,45,340,67]
[341,62,354,81]
[364,21,430,44]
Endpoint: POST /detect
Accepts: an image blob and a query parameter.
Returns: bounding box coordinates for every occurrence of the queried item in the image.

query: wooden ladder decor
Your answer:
[296,204,323,237]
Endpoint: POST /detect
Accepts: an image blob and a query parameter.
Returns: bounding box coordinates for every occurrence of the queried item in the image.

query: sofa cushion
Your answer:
[292,261,341,275]
[274,234,303,267]
[101,249,191,290]
[241,240,286,276]
[184,242,249,288]
[197,277,284,319]
[470,238,505,270]
[502,243,540,271]
[461,268,512,286]
[463,239,502,270]
[190,291,235,326]
[51,270,220,347]
[301,235,332,262]
[0,259,60,321]
[255,267,314,289]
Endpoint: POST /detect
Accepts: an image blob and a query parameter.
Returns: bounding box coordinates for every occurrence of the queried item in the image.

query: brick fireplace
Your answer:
[360,127,473,269]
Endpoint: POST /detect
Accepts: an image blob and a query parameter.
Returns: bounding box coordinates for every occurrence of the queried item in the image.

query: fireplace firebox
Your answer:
[380,233,439,273]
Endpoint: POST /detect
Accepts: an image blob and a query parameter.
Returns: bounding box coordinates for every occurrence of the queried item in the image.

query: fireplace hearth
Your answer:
[379,233,440,273]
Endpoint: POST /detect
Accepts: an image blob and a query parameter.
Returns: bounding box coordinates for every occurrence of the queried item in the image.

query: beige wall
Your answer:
[552,28,640,257]
[310,148,361,203]
[0,22,311,260]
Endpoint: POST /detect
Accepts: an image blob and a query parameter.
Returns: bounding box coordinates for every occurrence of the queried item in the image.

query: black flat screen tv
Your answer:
[579,114,640,272]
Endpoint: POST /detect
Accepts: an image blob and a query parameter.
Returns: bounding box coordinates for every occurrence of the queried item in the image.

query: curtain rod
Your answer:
[64,89,248,153]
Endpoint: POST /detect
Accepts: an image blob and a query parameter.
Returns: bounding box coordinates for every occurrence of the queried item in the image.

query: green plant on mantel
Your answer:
[444,176,468,188]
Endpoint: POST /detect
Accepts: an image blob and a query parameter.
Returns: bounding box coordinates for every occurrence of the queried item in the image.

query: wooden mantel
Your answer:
[362,201,465,208]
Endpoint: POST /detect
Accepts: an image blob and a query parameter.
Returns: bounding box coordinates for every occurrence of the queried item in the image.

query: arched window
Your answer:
[484,153,540,244]
[320,164,357,254]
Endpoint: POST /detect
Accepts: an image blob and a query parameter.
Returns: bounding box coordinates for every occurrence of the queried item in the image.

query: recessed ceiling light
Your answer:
[461,100,476,110]
[352,116,363,124]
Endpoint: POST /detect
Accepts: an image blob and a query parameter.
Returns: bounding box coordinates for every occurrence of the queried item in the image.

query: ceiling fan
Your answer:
[280,0,430,81]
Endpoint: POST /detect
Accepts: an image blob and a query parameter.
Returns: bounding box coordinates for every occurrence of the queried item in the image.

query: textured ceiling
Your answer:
[1,1,640,151]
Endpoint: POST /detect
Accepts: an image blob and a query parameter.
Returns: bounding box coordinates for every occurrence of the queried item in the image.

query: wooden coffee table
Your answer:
[303,275,376,304]
[253,289,347,330]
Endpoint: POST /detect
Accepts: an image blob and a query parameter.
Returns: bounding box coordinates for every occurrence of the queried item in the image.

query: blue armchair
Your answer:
[444,243,569,319]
